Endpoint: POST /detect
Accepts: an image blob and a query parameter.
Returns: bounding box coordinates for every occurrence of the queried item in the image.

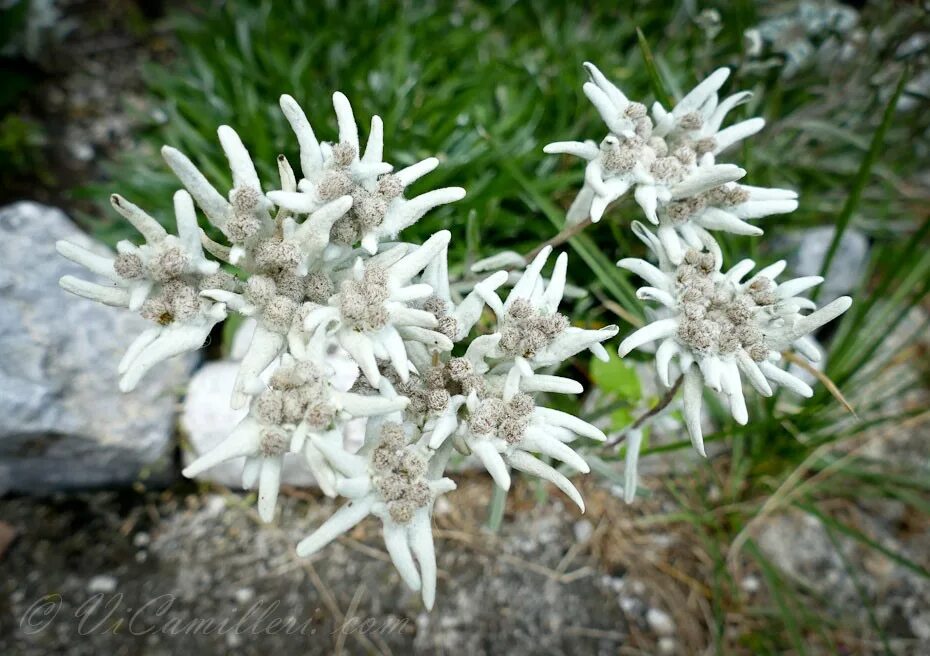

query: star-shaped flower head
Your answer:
[299,230,456,388]
[616,222,852,455]
[426,365,605,513]
[296,422,456,610]
[268,93,465,254]
[544,62,792,250]
[57,191,229,391]
[474,246,619,369]
[182,354,409,518]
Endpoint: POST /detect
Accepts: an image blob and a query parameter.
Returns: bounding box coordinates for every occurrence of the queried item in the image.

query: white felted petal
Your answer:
[533,326,618,366]
[388,230,452,284]
[617,258,670,290]
[382,521,421,591]
[790,296,851,338]
[733,199,798,219]
[522,428,590,473]
[295,496,377,557]
[792,335,822,362]
[232,326,286,408]
[309,433,367,478]
[109,193,168,243]
[294,196,353,252]
[182,417,262,478]
[635,185,659,224]
[777,276,824,299]
[331,91,359,151]
[520,374,583,395]
[720,359,748,425]
[714,118,765,153]
[334,476,371,499]
[380,325,411,382]
[338,331,380,386]
[303,443,338,498]
[217,125,261,191]
[706,90,752,133]
[657,224,684,263]
[618,318,678,356]
[542,252,568,313]
[335,391,408,417]
[173,191,218,273]
[759,361,814,397]
[408,513,438,610]
[655,338,679,387]
[583,82,624,133]
[119,322,216,392]
[277,154,297,192]
[395,157,439,186]
[506,450,585,512]
[671,164,745,199]
[696,208,763,236]
[533,407,606,441]
[675,68,729,115]
[566,184,596,225]
[279,94,323,175]
[583,61,628,109]
[509,245,552,307]
[383,188,465,235]
[242,457,261,489]
[683,364,706,456]
[637,286,676,308]
[698,356,723,392]
[267,190,320,214]
[118,327,161,375]
[396,326,454,351]
[470,439,511,490]
[725,258,757,284]
[543,140,599,159]
[257,457,283,522]
[161,147,230,229]
[55,241,119,281]
[427,399,465,449]
[736,351,773,397]
[362,115,384,164]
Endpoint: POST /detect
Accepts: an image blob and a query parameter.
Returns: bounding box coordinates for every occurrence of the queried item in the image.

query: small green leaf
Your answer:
[590,346,642,402]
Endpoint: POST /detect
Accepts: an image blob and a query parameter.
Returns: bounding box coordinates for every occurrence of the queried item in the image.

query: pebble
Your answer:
[573,519,594,543]
[646,607,675,636]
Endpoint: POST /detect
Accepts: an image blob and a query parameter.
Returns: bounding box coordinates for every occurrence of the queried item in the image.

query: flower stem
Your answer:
[603,375,683,450]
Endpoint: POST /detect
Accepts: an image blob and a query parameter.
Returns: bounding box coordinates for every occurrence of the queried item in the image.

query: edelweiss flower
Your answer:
[545,63,785,239]
[653,182,797,264]
[296,422,455,610]
[616,222,851,454]
[57,191,228,391]
[428,366,604,512]
[474,246,619,368]
[268,93,465,254]
[182,356,408,518]
[299,230,455,386]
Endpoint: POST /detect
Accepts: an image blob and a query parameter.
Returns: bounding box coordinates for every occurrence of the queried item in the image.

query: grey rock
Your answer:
[0,202,195,493]
[776,226,869,304]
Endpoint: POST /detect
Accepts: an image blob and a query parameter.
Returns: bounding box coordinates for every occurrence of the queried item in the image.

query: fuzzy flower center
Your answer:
[253,361,333,429]
[369,423,432,524]
[339,266,390,331]
[498,299,569,358]
[468,392,535,445]
[674,250,769,361]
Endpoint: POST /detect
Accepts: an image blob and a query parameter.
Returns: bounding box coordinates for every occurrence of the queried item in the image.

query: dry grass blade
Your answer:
[783,351,858,418]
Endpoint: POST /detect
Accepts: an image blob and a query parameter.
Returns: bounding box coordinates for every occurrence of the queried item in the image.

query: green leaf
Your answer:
[590,346,642,402]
